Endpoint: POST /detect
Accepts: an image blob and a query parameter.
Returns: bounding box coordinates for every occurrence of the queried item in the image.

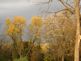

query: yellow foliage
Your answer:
[13,16,26,25]
[14,27,20,33]
[6,17,11,25]
[8,24,15,33]
[32,16,42,27]
[6,16,26,35]
[40,43,49,53]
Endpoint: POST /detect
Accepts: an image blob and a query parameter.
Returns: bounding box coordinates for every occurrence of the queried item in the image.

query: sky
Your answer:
[0,0,65,34]
[0,0,74,40]
[0,0,64,22]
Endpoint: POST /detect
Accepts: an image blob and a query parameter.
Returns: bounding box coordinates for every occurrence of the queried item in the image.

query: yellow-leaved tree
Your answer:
[32,16,42,27]
[28,16,43,61]
[6,16,26,59]
[31,16,42,43]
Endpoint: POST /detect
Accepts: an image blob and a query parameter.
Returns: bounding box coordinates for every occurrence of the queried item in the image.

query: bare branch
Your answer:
[44,8,74,16]
[58,0,74,13]
[65,2,74,9]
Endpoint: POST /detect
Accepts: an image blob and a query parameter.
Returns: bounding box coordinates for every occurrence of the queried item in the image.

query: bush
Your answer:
[13,56,28,61]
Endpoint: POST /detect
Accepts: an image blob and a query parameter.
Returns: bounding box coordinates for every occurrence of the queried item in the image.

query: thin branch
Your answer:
[65,2,74,9]
[44,8,74,15]
[58,0,74,13]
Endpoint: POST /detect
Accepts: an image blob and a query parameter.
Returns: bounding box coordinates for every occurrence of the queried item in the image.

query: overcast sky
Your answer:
[0,0,64,18]
[0,0,65,33]
[0,0,64,22]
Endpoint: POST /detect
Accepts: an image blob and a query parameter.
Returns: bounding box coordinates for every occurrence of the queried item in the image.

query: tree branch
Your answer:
[58,0,74,13]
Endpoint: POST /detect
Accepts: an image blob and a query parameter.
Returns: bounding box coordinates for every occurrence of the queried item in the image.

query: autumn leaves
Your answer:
[6,16,25,36]
[32,16,42,27]
[6,16,43,36]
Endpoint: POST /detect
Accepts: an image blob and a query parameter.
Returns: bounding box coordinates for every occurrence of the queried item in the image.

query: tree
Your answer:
[42,13,76,61]
[6,16,26,59]
[37,0,81,61]
[28,16,42,44]
[28,16,43,61]
[73,0,81,61]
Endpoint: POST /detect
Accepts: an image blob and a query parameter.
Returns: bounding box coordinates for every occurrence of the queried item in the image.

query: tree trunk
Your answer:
[74,0,80,61]
[62,55,64,61]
